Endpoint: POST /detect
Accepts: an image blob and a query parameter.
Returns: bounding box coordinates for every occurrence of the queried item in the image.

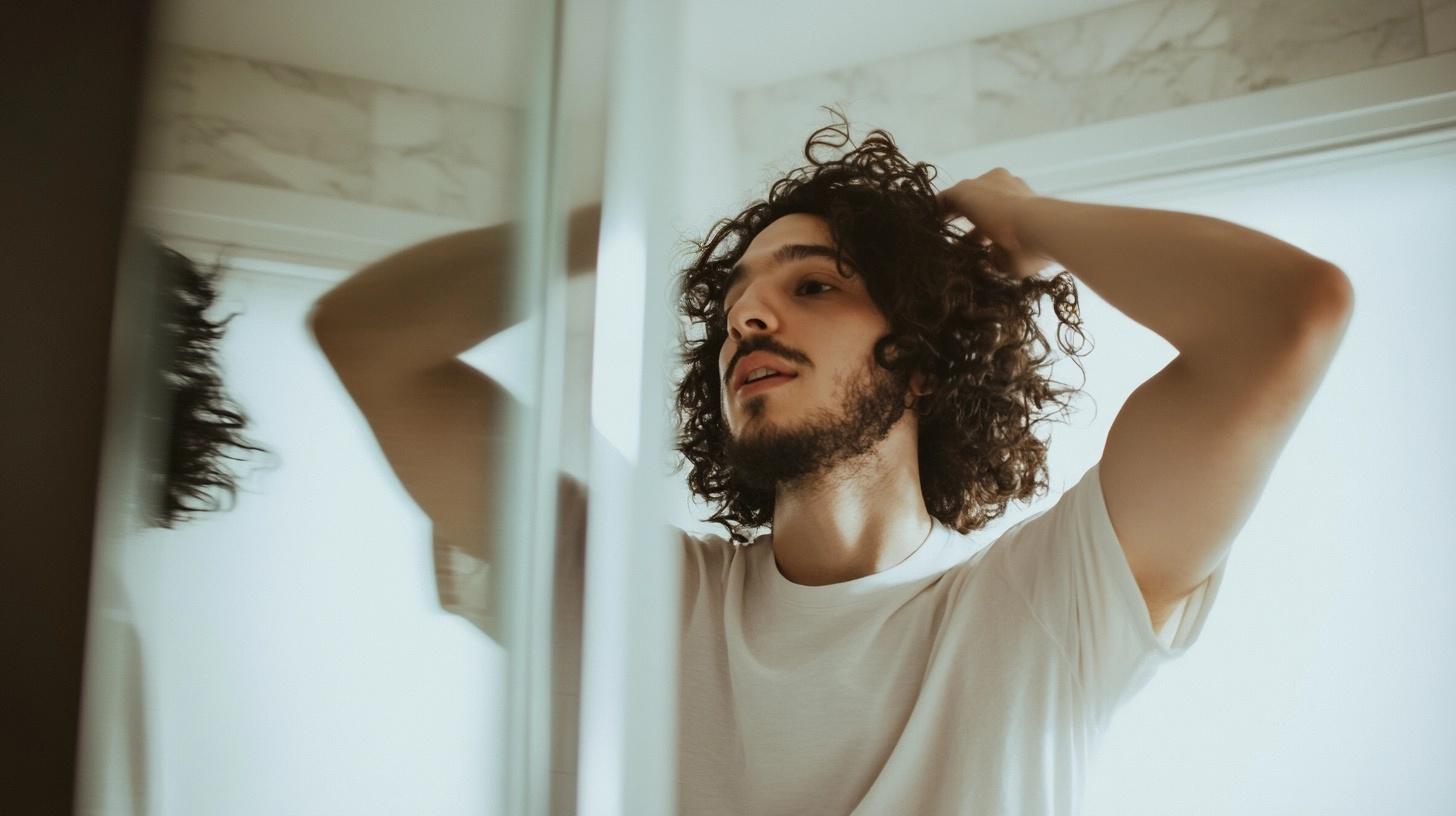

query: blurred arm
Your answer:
[307,206,600,553]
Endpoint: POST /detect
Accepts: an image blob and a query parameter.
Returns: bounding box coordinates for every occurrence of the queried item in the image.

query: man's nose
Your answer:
[727,289,778,342]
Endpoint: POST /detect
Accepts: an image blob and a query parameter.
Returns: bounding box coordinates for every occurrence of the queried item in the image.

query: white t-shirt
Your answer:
[676,462,1225,815]
[434,463,1225,815]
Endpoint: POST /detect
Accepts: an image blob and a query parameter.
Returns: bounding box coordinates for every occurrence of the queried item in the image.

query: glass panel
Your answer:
[573,1,684,814]
[75,2,607,814]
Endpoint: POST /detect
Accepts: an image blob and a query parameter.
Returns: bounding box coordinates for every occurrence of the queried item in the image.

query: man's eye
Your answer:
[798,280,833,295]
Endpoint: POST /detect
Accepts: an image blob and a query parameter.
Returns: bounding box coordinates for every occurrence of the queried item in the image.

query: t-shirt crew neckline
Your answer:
[752,520,954,609]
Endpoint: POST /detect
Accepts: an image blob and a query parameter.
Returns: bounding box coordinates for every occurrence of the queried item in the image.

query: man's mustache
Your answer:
[724,338,812,390]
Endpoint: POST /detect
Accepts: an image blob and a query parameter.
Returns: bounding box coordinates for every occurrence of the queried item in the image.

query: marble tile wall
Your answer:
[1427,0,1456,54]
[137,45,522,223]
[144,0,1451,218]
[737,0,1448,177]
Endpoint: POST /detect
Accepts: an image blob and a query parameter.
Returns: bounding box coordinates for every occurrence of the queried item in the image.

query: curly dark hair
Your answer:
[673,110,1091,544]
[145,239,273,528]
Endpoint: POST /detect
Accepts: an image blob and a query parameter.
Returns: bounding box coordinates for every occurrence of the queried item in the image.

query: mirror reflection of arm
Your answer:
[306,205,601,559]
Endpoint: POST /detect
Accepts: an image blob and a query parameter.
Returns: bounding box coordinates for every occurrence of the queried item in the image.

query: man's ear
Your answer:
[909,370,934,398]
[905,370,935,411]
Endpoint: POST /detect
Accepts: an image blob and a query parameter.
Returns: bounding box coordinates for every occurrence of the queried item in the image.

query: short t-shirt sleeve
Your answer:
[432,473,590,642]
[987,461,1226,724]
[679,528,736,614]
[433,530,499,639]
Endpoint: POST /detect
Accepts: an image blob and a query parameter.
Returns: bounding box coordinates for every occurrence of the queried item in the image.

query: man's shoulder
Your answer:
[675,526,739,554]
[676,526,757,580]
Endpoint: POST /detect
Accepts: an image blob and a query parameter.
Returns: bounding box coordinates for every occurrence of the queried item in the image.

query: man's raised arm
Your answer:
[306,206,600,562]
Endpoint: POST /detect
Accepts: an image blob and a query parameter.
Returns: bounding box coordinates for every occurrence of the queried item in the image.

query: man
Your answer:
[310,119,1352,814]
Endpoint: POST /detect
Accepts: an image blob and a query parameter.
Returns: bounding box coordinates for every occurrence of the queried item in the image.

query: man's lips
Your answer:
[730,350,800,393]
[737,372,796,398]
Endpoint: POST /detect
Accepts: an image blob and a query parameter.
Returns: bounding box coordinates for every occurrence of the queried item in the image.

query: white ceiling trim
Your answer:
[130,172,478,275]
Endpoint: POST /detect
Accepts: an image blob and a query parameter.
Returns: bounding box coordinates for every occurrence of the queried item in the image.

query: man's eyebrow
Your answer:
[723,243,850,302]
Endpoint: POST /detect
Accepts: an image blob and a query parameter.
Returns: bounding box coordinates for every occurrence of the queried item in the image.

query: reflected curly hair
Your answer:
[146,240,273,528]
[673,111,1091,544]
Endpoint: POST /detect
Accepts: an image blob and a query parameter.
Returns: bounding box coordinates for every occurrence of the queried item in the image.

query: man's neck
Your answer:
[769,421,934,587]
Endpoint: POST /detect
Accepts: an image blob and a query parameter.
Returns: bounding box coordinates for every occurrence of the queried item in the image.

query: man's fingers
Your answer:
[935,191,956,216]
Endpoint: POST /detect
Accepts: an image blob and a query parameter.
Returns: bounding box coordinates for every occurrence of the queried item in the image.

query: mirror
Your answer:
[78,1,608,814]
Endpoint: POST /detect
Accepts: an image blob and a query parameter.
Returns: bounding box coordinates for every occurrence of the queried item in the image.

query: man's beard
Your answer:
[724,358,910,491]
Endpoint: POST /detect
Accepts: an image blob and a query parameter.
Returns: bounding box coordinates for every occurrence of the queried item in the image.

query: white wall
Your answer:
[1065,143,1456,815]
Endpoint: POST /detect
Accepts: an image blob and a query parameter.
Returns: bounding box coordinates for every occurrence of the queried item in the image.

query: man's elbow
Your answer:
[1276,261,1353,365]
[305,299,363,368]
[1299,261,1355,327]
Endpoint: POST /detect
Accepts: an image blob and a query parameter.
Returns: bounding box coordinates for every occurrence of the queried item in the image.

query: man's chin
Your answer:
[732,415,803,445]
[724,421,827,490]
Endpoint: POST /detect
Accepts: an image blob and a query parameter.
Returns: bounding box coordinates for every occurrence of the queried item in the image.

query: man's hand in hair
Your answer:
[936,168,1056,283]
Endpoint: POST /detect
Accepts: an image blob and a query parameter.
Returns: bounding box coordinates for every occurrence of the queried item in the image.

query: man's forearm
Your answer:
[1013,197,1351,357]
[308,204,601,372]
